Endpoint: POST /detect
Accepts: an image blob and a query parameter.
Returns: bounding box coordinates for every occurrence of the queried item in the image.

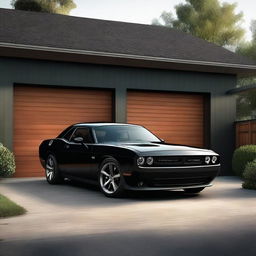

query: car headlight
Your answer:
[137,157,145,166]
[212,156,217,164]
[146,157,154,165]
[205,156,211,164]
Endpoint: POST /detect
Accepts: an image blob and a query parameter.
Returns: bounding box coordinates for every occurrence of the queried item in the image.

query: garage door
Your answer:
[127,91,205,147]
[14,85,113,177]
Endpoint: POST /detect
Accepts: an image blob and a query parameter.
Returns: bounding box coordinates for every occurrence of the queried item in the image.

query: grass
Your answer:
[0,194,26,218]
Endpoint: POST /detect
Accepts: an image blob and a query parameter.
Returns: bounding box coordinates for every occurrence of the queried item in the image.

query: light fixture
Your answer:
[137,157,145,166]
[212,156,217,164]
[205,156,211,164]
[146,157,154,165]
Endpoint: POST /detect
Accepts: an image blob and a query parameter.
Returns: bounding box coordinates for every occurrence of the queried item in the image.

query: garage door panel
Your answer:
[15,103,112,111]
[128,125,203,132]
[129,115,204,121]
[127,91,205,147]
[15,86,109,95]
[14,86,113,177]
[128,107,203,112]
[130,99,203,105]
[15,99,112,106]
[15,114,111,122]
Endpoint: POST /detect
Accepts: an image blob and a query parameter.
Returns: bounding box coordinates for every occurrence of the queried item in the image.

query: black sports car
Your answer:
[39,123,220,197]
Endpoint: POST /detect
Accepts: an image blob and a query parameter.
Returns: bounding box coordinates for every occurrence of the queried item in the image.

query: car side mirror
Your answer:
[73,136,84,143]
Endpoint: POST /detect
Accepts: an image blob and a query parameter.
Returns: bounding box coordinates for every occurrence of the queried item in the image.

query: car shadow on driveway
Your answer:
[1,177,256,208]
[1,178,200,207]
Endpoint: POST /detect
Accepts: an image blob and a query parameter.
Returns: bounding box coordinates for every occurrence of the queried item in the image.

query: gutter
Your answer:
[1,42,256,71]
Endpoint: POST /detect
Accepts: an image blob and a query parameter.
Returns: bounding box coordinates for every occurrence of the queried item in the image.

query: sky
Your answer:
[0,0,255,40]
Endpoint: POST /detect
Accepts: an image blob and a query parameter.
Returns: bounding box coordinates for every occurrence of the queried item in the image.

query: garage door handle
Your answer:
[65,145,70,149]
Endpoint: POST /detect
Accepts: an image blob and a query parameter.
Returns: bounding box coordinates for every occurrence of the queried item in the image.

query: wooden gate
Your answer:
[236,120,256,147]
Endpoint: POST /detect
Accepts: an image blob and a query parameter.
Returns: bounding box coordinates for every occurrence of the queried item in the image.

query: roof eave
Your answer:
[226,84,256,95]
[1,42,256,76]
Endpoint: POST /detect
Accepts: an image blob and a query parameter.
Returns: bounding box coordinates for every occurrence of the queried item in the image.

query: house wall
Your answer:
[0,57,236,175]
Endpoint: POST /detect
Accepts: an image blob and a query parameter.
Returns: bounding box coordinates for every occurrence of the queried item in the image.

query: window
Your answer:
[94,125,160,143]
[62,128,75,141]
[70,127,94,143]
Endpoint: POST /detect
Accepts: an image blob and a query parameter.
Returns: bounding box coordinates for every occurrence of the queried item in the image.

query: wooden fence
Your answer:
[236,120,256,148]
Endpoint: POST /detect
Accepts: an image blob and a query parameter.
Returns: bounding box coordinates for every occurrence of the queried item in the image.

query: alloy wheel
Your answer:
[46,155,55,181]
[100,162,121,194]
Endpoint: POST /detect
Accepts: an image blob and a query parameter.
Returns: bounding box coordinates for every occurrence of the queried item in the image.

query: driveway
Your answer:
[0,177,256,256]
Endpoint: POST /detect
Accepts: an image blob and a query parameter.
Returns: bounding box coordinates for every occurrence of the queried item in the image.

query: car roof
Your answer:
[73,122,140,127]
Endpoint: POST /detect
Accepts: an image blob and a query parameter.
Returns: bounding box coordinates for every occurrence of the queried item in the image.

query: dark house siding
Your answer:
[0,57,236,175]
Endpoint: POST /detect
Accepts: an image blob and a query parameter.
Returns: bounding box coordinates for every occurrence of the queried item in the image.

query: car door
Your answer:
[60,127,96,179]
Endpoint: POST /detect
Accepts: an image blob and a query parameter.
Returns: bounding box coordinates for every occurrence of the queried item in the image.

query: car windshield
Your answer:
[94,125,161,144]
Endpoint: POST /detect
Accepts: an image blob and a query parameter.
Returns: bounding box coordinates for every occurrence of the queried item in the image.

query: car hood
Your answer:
[119,143,217,156]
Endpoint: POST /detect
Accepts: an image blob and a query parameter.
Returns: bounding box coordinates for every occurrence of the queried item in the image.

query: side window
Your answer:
[70,128,94,143]
[94,129,106,143]
[118,131,129,141]
[62,128,75,141]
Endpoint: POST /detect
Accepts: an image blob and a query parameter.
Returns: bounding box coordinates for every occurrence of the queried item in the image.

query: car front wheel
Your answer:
[99,158,125,197]
[45,154,63,184]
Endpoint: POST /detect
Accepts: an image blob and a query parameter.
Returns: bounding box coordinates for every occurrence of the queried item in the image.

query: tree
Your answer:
[237,21,256,60]
[152,0,245,47]
[11,0,76,15]
[152,11,174,27]
[236,20,256,120]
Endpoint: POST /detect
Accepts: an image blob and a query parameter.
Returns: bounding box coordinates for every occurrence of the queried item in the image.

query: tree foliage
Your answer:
[236,20,256,120]
[237,21,256,60]
[11,0,76,15]
[152,0,245,47]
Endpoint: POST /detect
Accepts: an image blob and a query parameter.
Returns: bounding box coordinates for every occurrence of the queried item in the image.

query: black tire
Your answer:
[45,154,63,184]
[184,187,205,194]
[98,157,125,198]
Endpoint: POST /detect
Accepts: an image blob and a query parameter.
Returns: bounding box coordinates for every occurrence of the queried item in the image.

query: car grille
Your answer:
[154,156,205,167]
[137,170,217,188]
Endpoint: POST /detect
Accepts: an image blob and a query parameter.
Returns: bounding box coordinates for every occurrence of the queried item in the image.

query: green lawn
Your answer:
[0,194,26,218]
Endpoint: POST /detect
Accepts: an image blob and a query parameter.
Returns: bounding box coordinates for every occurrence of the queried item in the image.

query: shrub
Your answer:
[0,143,16,177]
[242,160,256,189]
[232,145,256,177]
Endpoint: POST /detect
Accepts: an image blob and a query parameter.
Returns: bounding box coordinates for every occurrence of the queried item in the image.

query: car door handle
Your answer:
[64,145,70,149]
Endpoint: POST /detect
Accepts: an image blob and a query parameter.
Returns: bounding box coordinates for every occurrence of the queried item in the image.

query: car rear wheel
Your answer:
[99,158,125,197]
[45,154,63,184]
[184,187,205,193]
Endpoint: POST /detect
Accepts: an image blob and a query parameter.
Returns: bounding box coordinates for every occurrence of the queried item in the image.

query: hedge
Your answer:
[232,145,256,177]
[0,143,16,177]
[242,160,256,190]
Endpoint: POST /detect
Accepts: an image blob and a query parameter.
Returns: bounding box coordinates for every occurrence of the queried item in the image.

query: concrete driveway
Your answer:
[0,176,256,256]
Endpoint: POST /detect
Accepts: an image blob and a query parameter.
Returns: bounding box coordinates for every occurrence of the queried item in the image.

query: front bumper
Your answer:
[123,164,220,191]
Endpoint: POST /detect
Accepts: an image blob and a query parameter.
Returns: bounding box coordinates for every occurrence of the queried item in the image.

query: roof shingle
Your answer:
[0,8,256,67]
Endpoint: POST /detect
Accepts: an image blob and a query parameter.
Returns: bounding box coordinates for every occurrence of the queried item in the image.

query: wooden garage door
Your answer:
[127,91,205,147]
[14,86,113,177]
